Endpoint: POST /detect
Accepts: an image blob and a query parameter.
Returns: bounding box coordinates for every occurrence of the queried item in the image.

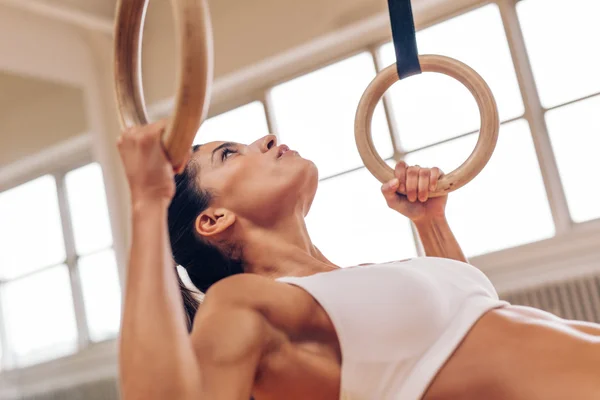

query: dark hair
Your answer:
[168,145,245,332]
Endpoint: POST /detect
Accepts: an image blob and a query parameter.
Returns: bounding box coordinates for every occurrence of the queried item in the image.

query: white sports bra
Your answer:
[276,257,508,400]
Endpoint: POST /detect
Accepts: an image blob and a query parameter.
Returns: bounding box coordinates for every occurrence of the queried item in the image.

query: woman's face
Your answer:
[190,134,319,227]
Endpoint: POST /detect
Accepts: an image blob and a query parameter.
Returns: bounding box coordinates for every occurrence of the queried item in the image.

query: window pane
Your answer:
[66,163,113,255]
[1,265,77,367]
[0,176,65,279]
[79,249,121,342]
[380,4,523,151]
[306,164,417,267]
[518,0,600,108]
[545,97,600,223]
[194,101,270,145]
[270,53,394,178]
[406,119,554,256]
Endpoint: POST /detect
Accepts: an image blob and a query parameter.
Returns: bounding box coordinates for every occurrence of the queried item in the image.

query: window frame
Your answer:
[0,133,119,372]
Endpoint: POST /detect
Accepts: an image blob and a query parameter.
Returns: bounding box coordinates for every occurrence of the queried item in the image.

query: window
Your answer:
[0,163,119,369]
[0,176,76,367]
[65,164,121,342]
[379,4,523,150]
[194,101,270,145]
[517,0,600,108]
[270,52,394,179]
[0,177,66,280]
[377,4,557,256]
[518,0,600,224]
[545,97,600,223]
[405,119,554,256]
[2,265,77,367]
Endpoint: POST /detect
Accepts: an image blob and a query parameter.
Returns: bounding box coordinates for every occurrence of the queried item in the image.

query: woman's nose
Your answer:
[254,134,277,153]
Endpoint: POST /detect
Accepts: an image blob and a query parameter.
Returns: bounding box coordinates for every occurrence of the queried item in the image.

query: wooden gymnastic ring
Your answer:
[355,54,499,197]
[114,0,214,169]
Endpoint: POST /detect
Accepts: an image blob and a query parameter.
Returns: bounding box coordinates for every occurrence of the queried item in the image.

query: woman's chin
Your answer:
[304,159,319,179]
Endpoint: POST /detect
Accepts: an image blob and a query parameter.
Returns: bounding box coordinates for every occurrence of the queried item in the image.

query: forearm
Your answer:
[414,216,467,263]
[120,200,200,400]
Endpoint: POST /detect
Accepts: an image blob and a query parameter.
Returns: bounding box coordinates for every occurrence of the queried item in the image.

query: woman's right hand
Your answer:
[117,119,182,206]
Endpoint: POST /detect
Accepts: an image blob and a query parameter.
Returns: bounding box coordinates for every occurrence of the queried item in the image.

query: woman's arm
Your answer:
[414,216,467,263]
[381,162,467,263]
[120,200,203,400]
[117,120,202,400]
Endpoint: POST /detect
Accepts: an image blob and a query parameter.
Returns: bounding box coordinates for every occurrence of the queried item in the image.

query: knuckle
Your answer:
[127,127,140,136]
[139,131,154,143]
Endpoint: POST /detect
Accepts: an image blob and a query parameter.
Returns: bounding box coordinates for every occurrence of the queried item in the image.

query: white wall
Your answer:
[0,75,86,167]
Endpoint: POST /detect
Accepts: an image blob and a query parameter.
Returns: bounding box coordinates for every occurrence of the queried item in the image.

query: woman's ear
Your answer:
[195,208,236,238]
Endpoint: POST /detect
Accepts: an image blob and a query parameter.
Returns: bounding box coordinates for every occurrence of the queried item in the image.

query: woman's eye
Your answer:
[221,148,237,161]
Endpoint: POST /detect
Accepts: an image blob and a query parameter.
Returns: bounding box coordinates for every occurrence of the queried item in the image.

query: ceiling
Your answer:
[0,71,77,112]
[26,0,235,23]
[35,0,118,19]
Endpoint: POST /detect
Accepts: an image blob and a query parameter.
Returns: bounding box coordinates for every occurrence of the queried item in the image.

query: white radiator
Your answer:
[501,274,600,323]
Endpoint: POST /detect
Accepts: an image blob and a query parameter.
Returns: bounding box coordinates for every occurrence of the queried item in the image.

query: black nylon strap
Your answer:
[387,0,421,79]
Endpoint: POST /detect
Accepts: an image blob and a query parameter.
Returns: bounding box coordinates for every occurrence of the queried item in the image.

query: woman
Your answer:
[118,119,600,400]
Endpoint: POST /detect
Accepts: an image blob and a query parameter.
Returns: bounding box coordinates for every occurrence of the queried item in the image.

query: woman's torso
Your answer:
[203,259,600,400]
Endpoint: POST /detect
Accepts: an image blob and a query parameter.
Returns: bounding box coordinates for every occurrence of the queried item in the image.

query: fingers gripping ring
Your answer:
[355,54,499,198]
[114,0,214,169]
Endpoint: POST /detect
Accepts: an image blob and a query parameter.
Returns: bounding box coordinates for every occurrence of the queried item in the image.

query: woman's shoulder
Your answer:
[204,273,276,303]
[201,272,325,339]
[204,273,315,311]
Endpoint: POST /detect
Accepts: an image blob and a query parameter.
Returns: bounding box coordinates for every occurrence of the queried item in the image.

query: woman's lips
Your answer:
[277,145,290,158]
[276,144,300,159]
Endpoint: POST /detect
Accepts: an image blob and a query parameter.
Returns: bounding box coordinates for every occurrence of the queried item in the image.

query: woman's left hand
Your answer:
[381,161,447,223]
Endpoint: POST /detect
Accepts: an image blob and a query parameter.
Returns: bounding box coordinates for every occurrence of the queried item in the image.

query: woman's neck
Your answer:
[239,213,339,278]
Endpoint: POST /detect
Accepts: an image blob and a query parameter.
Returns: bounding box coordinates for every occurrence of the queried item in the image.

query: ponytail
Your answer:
[176,270,200,332]
[168,146,244,332]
